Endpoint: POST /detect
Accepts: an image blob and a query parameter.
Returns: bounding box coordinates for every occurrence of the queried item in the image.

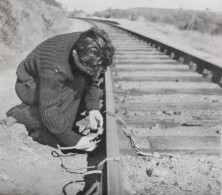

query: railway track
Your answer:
[69,18,222,195]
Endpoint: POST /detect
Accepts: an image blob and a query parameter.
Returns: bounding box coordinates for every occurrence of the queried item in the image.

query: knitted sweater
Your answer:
[15,32,102,146]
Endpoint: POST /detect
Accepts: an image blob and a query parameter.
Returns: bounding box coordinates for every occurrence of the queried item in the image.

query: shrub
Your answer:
[93,8,222,35]
[0,0,18,44]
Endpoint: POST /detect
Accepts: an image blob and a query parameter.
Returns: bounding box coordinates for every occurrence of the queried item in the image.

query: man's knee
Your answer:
[15,81,38,106]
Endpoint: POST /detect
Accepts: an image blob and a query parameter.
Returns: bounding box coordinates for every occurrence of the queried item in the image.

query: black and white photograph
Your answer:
[0,0,221,194]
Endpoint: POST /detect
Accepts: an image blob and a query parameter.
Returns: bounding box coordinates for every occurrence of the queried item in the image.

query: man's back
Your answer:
[17,32,82,81]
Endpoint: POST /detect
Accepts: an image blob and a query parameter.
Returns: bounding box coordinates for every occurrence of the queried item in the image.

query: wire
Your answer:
[52,110,152,195]
[57,139,100,151]
[62,181,74,195]
[104,110,152,156]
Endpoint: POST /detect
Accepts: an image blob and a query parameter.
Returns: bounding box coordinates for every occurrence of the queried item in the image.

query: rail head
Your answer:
[69,18,125,194]
[68,15,120,25]
[104,67,125,195]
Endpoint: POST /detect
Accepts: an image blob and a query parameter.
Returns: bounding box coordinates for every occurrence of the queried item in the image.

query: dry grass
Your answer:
[93,7,222,65]
[94,7,222,35]
[0,0,71,72]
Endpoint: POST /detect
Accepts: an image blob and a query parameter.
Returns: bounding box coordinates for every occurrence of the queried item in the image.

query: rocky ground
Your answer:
[115,66,222,195]
[121,153,221,195]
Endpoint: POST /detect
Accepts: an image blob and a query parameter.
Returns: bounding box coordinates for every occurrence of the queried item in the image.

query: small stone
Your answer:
[168,110,175,115]
[174,111,181,115]
[150,159,156,165]
[19,147,34,153]
[216,130,221,134]
[156,111,162,115]
[10,177,15,182]
[26,136,33,141]
[115,83,121,88]
[113,72,117,76]
[198,157,205,162]
[153,152,161,158]
[19,133,27,140]
[168,153,173,158]
[0,173,10,181]
[33,157,39,161]
[151,124,160,130]
[169,156,177,162]
[143,156,150,161]
[123,110,127,115]
[146,167,168,177]
[173,181,179,187]
[163,110,175,115]
[119,97,125,103]
[146,168,153,177]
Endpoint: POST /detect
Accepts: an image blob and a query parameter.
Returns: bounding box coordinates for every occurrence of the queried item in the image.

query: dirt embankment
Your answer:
[0,1,93,194]
[0,0,70,72]
[0,0,92,115]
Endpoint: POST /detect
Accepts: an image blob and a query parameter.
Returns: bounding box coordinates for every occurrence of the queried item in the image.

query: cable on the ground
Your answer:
[51,149,121,195]
[62,181,74,195]
[57,140,101,151]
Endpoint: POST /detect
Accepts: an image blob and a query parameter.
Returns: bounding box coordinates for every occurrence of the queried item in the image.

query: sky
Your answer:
[56,0,222,13]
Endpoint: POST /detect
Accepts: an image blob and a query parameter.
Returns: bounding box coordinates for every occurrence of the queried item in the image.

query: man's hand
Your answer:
[89,110,104,135]
[74,133,100,152]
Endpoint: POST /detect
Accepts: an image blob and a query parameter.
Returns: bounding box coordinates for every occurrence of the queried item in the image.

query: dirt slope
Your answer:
[0,1,93,194]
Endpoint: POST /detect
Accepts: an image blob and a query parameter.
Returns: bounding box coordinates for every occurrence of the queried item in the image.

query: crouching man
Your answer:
[1,27,115,152]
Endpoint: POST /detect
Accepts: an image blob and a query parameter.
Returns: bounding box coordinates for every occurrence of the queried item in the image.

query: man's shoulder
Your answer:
[52,31,82,38]
[24,32,83,78]
[45,32,82,43]
[31,32,82,51]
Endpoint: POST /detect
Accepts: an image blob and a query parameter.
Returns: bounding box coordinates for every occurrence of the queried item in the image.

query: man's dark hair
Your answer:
[74,27,115,69]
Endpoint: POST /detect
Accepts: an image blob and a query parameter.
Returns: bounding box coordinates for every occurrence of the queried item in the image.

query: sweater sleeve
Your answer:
[39,67,82,146]
[84,76,103,112]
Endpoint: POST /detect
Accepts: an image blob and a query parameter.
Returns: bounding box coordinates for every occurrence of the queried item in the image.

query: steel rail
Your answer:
[71,18,125,194]
[68,15,120,25]
[85,20,125,195]
[103,67,125,195]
